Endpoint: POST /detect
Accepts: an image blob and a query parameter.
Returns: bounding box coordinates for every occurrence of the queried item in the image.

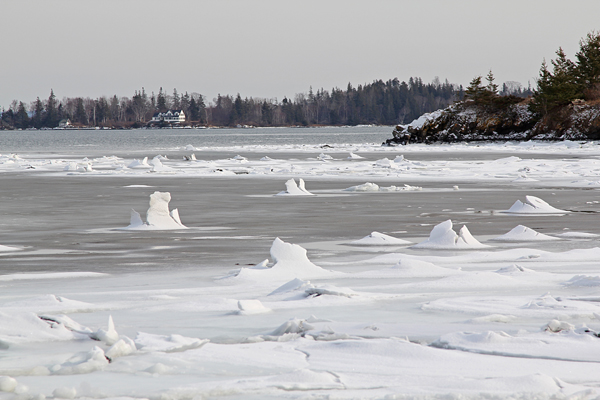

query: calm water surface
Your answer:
[0,126,392,154]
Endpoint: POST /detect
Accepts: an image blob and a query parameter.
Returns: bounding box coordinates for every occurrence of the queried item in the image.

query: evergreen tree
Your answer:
[157,87,167,112]
[188,96,199,121]
[15,101,29,129]
[172,88,180,110]
[74,98,87,124]
[575,31,600,99]
[44,89,59,127]
[32,97,44,129]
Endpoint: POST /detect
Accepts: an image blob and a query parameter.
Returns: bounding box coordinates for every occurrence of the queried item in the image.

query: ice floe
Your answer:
[491,225,560,242]
[276,178,314,195]
[349,231,411,245]
[502,195,568,214]
[124,191,187,230]
[231,238,336,281]
[412,219,489,249]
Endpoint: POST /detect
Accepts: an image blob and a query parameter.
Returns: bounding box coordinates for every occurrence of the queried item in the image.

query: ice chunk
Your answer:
[237,300,271,315]
[412,220,489,249]
[502,195,568,214]
[235,238,334,281]
[90,315,119,345]
[491,225,559,242]
[343,182,379,192]
[563,275,600,287]
[134,332,209,352]
[105,336,136,359]
[269,278,314,296]
[276,178,314,196]
[0,376,17,392]
[53,387,77,399]
[51,346,109,375]
[127,157,151,169]
[125,191,187,230]
[305,285,358,298]
[349,231,411,246]
[270,318,315,336]
[347,152,364,159]
[545,319,574,332]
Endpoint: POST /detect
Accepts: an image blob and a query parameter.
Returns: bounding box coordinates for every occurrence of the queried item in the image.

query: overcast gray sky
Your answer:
[1,0,599,108]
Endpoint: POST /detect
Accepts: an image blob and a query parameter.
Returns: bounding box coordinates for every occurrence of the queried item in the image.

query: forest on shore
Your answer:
[385,31,600,144]
[0,77,532,130]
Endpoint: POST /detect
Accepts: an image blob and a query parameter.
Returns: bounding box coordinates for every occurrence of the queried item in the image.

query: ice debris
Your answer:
[412,220,489,249]
[276,178,314,196]
[125,191,187,230]
[349,231,411,246]
[491,225,560,242]
[502,195,568,214]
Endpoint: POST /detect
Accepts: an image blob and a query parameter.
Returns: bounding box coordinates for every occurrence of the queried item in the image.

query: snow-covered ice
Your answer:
[5,131,600,398]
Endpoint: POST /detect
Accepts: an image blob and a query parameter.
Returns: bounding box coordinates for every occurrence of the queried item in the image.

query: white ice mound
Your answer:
[237,299,272,315]
[51,346,109,375]
[276,178,314,196]
[502,195,568,214]
[344,182,379,192]
[125,191,187,230]
[412,220,489,249]
[491,225,560,242]
[349,231,411,246]
[89,315,119,345]
[563,275,600,287]
[134,332,209,352]
[347,152,364,159]
[127,157,151,169]
[234,238,333,281]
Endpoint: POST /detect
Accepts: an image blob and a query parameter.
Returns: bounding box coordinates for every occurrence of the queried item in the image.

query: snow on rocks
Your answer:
[491,225,560,242]
[412,220,489,249]
[124,191,187,230]
[502,195,568,214]
[349,231,411,246]
[276,178,314,195]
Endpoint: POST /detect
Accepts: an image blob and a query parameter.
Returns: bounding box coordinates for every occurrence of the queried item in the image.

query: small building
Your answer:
[58,119,72,128]
[151,110,186,123]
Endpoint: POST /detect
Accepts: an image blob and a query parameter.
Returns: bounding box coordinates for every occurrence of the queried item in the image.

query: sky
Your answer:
[1,0,599,108]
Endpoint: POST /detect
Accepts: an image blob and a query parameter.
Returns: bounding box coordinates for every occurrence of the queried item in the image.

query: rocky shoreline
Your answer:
[384,100,600,145]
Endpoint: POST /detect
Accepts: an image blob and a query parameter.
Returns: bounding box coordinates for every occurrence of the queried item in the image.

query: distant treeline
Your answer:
[0,77,531,130]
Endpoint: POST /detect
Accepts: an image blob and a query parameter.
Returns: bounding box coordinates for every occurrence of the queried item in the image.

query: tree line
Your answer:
[1,76,529,130]
[461,31,600,118]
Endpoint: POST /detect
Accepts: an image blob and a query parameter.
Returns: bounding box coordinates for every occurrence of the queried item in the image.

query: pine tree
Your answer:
[172,88,180,110]
[157,87,167,112]
[575,31,600,99]
[15,101,29,129]
[44,89,59,127]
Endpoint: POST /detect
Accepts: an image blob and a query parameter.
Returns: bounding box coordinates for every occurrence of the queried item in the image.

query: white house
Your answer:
[151,110,186,123]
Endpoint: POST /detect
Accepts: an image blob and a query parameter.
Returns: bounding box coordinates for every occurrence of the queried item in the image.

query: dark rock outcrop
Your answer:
[384,100,600,145]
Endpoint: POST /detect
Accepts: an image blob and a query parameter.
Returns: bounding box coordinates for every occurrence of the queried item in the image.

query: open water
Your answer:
[0,126,392,155]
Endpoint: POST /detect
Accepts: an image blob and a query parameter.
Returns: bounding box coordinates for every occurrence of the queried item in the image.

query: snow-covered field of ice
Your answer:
[3,127,600,399]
